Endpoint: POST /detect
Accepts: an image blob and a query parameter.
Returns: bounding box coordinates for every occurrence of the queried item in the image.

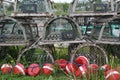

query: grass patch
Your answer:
[0,71,69,80]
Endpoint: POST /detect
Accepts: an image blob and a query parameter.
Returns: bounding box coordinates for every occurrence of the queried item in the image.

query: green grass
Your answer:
[0,70,106,80]
[0,71,69,80]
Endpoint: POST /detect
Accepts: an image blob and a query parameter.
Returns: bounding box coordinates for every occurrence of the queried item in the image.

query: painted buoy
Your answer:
[43,63,54,75]
[105,69,120,80]
[75,65,88,78]
[114,66,120,73]
[54,59,67,70]
[13,63,26,75]
[101,64,112,71]
[27,63,41,76]
[1,64,12,74]
[65,62,77,74]
[88,64,99,74]
[75,56,89,66]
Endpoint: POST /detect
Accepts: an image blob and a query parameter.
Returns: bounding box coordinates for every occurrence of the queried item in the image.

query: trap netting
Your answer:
[70,44,108,66]
[17,47,54,66]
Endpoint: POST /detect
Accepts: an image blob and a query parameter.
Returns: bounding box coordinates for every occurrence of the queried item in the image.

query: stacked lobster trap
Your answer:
[68,0,120,63]
[0,0,120,67]
[0,0,54,64]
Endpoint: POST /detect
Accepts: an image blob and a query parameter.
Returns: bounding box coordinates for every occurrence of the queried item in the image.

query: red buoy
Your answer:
[13,63,26,75]
[27,63,41,76]
[65,62,77,74]
[75,65,88,78]
[88,64,99,74]
[114,66,120,73]
[105,69,120,80]
[1,64,12,74]
[101,64,112,71]
[75,56,89,66]
[54,59,67,70]
[43,63,54,75]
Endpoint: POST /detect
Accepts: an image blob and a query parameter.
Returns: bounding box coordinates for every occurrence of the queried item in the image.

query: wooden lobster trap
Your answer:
[0,0,110,66]
[16,16,108,66]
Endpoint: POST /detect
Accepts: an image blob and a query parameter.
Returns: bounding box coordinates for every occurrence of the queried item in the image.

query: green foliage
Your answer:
[0,46,20,66]
[53,3,69,15]
[54,47,68,60]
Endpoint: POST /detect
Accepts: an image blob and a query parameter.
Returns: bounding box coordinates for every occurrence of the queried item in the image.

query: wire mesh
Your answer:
[71,44,108,66]
[20,48,53,66]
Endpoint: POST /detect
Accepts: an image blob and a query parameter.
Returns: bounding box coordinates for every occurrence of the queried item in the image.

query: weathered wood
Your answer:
[98,24,105,40]
[111,0,114,11]
[11,13,53,17]
[0,43,27,46]
[69,12,117,17]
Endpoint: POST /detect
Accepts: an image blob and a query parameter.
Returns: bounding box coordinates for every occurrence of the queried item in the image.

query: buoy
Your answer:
[105,69,120,80]
[1,64,12,74]
[114,66,120,73]
[65,62,77,74]
[101,64,112,71]
[54,59,67,70]
[75,56,89,66]
[43,63,54,75]
[75,65,88,78]
[88,64,99,74]
[27,63,41,76]
[13,63,26,75]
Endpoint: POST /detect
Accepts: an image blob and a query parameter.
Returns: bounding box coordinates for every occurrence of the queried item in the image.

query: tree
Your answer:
[53,3,69,15]
[63,3,69,13]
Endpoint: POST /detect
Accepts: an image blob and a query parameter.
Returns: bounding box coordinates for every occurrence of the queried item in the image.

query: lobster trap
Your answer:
[14,16,109,66]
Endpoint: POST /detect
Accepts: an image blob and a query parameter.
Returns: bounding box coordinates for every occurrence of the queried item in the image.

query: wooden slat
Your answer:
[0,39,119,46]
[37,40,120,45]
[38,40,86,45]
[69,12,117,17]
[0,43,27,46]
[96,40,120,45]
[11,13,52,17]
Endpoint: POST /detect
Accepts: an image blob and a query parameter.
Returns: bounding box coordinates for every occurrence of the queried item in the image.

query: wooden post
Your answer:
[3,3,6,15]
[46,0,49,12]
[111,0,114,12]
[116,0,120,12]
[98,23,105,40]
[69,0,77,13]
[14,0,17,13]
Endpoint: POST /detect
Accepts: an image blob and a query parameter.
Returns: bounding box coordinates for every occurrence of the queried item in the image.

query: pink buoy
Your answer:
[1,64,12,74]
[105,69,120,80]
[54,59,67,70]
[65,62,77,74]
[75,65,88,78]
[75,56,89,66]
[27,63,41,76]
[88,64,99,74]
[14,63,26,75]
[43,63,54,75]
[101,64,112,71]
[114,66,120,73]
